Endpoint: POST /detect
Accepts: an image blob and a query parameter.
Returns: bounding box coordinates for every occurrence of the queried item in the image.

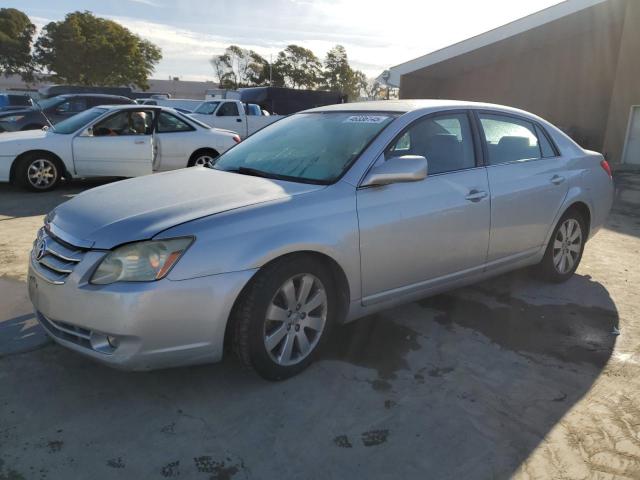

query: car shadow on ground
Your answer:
[0,270,618,479]
[0,178,118,220]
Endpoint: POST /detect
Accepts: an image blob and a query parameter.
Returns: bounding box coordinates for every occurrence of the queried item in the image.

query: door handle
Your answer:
[134,139,145,144]
[550,174,565,185]
[465,190,488,202]
[236,118,242,122]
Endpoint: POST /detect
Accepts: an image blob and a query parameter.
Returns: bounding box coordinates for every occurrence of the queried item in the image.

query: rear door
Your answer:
[477,111,569,263]
[357,111,491,303]
[154,111,198,171]
[73,108,155,177]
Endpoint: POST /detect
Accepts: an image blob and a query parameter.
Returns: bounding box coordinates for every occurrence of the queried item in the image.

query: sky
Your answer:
[10,0,564,81]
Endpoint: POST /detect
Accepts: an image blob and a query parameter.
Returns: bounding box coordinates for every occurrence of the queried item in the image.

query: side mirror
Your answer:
[80,127,93,137]
[361,155,428,187]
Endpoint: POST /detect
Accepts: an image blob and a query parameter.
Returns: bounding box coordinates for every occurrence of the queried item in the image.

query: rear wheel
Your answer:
[231,256,336,380]
[14,153,62,192]
[534,210,586,283]
[187,149,219,168]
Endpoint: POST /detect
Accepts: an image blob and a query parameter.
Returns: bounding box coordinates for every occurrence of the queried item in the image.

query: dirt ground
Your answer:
[0,173,639,479]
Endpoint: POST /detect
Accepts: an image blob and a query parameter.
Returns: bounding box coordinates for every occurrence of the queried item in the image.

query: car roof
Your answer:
[97,105,184,112]
[304,99,542,118]
[58,93,132,99]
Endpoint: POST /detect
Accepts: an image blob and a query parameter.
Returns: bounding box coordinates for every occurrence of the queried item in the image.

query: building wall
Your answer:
[603,0,640,163]
[399,0,636,161]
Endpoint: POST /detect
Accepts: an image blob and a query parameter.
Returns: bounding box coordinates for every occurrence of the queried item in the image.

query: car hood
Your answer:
[0,107,36,117]
[48,168,325,249]
[0,129,51,152]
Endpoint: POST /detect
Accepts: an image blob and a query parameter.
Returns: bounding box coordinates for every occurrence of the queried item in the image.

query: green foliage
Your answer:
[34,11,162,89]
[210,43,370,99]
[211,45,278,89]
[274,45,322,89]
[0,8,36,81]
[322,45,367,101]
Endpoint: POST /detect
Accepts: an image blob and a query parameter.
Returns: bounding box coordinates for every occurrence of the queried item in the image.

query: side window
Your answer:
[157,112,193,133]
[217,102,239,117]
[57,98,87,113]
[535,124,557,158]
[93,110,153,136]
[479,113,541,165]
[387,113,476,175]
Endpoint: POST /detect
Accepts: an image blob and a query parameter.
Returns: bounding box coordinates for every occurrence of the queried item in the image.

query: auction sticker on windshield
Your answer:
[344,115,389,124]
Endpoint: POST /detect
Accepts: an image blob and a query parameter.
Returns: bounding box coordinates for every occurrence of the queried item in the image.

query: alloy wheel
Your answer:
[194,155,216,168]
[552,218,582,274]
[27,159,58,190]
[263,273,328,366]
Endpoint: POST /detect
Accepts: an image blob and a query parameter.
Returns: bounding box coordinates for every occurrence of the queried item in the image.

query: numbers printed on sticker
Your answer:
[344,115,388,124]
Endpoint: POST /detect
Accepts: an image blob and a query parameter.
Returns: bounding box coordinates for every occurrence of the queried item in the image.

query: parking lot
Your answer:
[0,173,639,479]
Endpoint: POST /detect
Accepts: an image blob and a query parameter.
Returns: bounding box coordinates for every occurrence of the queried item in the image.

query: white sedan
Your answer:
[0,105,240,191]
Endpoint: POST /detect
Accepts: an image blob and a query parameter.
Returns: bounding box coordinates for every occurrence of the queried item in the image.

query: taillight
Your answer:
[232,135,241,144]
[600,159,612,179]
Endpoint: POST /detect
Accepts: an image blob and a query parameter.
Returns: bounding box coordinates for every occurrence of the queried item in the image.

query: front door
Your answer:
[73,109,154,177]
[357,111,490,304]
[477,112,569,263]
[213,101,245,136]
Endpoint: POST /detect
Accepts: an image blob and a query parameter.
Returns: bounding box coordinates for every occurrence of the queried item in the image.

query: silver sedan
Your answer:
[28,100,614,379]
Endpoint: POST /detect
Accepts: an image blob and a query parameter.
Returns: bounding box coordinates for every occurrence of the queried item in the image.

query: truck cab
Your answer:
[189,100,280,138]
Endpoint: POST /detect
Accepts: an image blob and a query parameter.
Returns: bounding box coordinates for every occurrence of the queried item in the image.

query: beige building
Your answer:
[383,0,640,165]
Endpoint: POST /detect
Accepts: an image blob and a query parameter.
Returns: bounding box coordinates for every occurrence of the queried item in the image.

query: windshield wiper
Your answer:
[224,166,280,179]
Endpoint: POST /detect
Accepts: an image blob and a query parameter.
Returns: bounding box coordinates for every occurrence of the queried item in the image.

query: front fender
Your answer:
[159,181,362,301]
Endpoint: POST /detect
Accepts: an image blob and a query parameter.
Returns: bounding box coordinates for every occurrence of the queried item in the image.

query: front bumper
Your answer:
[28,251,256,370]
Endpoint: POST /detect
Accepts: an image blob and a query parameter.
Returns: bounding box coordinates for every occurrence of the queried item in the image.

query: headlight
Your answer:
[0,115,25,122]
[91,237,193,285]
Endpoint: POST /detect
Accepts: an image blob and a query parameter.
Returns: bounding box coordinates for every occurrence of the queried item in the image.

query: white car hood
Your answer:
[0,129,52,155]
[48,167,325,249]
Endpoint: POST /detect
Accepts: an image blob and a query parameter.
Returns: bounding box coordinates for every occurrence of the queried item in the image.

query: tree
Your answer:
[273,45,322,89]
[211,45,273,88]
[323,45,366,100]
[0,8,36,81]
[34,11,162,89]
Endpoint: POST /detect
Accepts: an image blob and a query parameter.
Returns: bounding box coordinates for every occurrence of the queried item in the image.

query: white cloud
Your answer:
[26,0,564,81]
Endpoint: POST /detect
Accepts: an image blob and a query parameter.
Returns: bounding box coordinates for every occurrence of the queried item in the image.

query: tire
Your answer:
[231,255,337,380]
[187,149,219,168]
[534,209,586,283]
[14,153,62,192]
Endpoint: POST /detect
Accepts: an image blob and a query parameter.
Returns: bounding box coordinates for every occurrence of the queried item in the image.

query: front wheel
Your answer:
[231,256,336,380]
[14,153,62,192]
[534,210,586,283]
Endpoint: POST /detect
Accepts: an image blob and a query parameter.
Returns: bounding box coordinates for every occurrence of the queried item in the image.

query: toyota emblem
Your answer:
[35,237,47,261]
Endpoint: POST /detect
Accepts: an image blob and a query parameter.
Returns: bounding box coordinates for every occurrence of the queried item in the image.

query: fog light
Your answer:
[107,336,120,348]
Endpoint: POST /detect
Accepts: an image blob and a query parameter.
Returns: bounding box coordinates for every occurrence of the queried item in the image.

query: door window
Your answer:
[157,112,194,133]
[387,112,476,175]
[217,102,239,117]
[56,98,87,114]
[535,124,558,158]
[479,114,542,165]
[93,110,153,136]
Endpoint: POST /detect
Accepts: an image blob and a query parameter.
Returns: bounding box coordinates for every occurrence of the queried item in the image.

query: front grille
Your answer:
[31,227,85,284]
[37,312,92,349]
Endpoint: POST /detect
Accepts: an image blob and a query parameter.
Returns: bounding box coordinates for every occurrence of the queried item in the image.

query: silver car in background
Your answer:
[28,100,614,379]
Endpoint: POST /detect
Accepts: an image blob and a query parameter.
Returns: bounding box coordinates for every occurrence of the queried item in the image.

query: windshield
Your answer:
[194,101,219,114]
[34,97,65,110]
[52,107,107,134]
[179,111,210,129]
[214,112,395,183]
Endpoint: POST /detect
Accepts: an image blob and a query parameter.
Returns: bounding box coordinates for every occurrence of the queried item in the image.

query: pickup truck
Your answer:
[189,100,283,139]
